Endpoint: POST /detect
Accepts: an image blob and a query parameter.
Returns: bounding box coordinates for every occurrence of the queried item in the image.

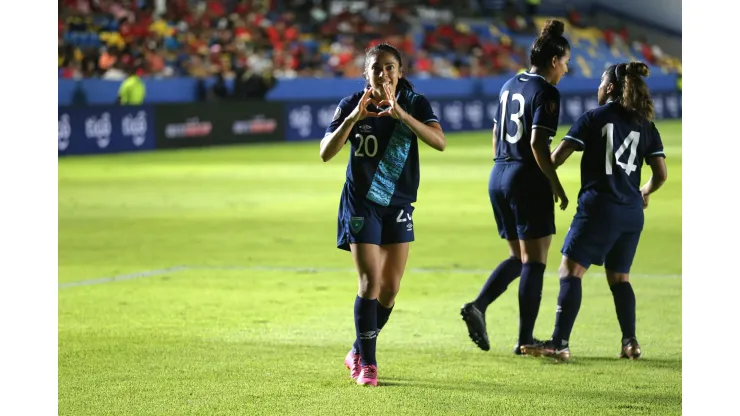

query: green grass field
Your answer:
[58,121,682,415]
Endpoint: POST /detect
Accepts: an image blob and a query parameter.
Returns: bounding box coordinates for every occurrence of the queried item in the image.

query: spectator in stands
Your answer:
[102,61,128,80]
[208,71,229,101]
[566,6,588,28]
[233,68,276,101]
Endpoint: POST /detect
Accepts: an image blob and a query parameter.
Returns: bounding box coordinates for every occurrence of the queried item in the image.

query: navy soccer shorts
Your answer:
[561,202,644,273]
[488,162,555,241]
[336,183,415,251]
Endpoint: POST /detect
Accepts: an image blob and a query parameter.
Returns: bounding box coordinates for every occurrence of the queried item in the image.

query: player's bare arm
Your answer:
[531,129,568,210]
[550,139,578,169]
[492,123,498,159]
[640,156,668,208]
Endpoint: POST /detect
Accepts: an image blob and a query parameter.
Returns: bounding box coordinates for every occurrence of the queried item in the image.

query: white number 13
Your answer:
[499,90,526,144]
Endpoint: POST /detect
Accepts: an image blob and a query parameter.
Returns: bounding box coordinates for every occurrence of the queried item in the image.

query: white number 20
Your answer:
[603,123,640,175]
[354,134,378,157]
[499,90,526,144]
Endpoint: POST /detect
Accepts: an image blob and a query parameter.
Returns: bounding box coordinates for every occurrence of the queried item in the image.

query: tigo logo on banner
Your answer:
[122,111,148,147]
[85,112,112,149]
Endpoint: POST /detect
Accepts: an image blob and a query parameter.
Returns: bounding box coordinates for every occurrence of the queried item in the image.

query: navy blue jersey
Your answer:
[493,72,561,168]
[325,88,439,207]
[563,101,666,207]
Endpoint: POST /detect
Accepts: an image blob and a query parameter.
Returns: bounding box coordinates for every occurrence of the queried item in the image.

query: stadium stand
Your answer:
[58,0,681,81]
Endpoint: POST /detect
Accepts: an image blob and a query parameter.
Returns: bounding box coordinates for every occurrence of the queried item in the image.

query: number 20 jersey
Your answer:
[325,89,439,207]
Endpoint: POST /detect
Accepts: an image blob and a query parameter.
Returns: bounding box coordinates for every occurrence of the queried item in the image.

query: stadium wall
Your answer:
[58,74,680,105]
[58,84,682,156]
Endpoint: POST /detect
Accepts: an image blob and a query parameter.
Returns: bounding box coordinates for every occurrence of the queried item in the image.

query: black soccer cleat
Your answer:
[460,302,490,351]
[620,337,642,360]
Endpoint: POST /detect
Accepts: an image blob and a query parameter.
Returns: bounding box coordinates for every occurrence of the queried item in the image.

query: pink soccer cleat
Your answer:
[356,364,378,387]
[344,350,361,380]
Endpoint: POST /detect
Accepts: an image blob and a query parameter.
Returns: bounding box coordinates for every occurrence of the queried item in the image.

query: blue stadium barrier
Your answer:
[58,89,681,155]
[58,74,680,105]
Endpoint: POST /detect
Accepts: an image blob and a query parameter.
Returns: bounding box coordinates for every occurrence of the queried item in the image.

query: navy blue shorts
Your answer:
[488,162,555,241]
[561,201,644,273]
[337,183,415,251]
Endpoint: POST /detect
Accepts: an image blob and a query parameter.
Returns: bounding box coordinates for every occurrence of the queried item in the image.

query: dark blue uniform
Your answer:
[326,88,439,251]
[490,72,561,240]
[561,101,666,272]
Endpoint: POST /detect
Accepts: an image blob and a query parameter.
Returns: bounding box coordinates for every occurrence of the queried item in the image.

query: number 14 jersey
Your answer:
[563,101,666,208]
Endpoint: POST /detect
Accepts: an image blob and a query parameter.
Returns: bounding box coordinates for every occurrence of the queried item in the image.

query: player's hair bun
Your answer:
[625,61,650,77]
[540,20,565,38]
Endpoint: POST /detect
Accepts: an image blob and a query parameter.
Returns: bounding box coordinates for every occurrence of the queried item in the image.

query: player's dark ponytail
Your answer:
[606,62,655,121]
[529,20,570,68]
[364,43,415,92]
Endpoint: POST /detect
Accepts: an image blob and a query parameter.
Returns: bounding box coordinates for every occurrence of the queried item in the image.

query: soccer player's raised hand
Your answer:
[376,83,406,120]
[349,87,384,122]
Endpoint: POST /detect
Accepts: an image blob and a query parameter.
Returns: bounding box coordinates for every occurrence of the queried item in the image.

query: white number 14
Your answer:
[603,123,640,176]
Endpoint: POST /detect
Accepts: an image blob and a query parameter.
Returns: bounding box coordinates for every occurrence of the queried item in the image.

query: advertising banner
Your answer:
[58,105,155,156]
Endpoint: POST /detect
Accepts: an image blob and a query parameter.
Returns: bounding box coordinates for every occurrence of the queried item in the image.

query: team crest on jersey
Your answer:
[332,106,342,122]
[350,217,364,234]
[545,100,558,115]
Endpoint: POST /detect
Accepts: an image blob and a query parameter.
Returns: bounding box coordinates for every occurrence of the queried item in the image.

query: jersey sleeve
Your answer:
[412,94,439,124]
[118,79,130,101]
[562,111,594,151]
[324,96,354,137]
[532,86,561,136]
[646,122,666,159]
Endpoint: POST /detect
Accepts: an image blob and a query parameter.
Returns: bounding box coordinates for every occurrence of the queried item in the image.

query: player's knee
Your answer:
[559,257,586,279]
[606,272,629,285]
[378,279,400,306]
[357,273,381,297]
[520,238,551,264]
[507,240,522,259]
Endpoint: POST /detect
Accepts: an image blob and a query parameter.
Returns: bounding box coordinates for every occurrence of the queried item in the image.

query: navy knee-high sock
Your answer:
[610,282,636,340]
[353,302,393,354]
[518,262,546,344]
[354,296,378,366]
[473,257,523,314]
[552,276,583,347]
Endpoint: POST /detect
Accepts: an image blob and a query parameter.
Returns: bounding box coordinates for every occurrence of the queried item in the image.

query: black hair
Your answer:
[529,20,570,68]
[364,43,414,92]
[604,61,654,121]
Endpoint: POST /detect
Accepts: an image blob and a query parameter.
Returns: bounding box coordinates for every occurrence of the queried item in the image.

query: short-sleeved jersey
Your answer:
[493,72,561,168]
[325,88,439,207]
[563,101,666,207]
[118,75,146,105]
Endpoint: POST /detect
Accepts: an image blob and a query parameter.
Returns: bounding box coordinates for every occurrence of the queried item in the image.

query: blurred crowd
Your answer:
[59,0,679,86]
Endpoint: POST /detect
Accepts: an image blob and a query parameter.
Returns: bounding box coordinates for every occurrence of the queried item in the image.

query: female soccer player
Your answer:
[521,61,668,361]
[461,20,571,355]
[319,43,446,386]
